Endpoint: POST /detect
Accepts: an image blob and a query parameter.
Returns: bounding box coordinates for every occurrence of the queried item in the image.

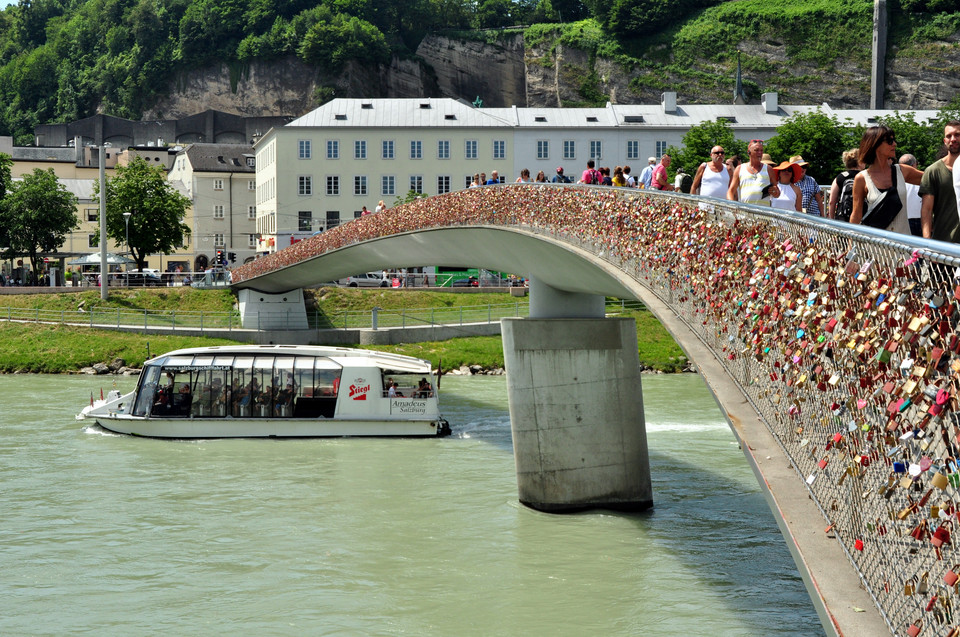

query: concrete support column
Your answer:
[237,288,308,330]
[871,0,887,110]
[528,277,605,318]
[502,317,652,512]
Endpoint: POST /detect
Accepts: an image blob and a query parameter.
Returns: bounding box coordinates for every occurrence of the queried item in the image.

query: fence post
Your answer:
[172,311,176,331]
[200,311,204,333]
[460,306,463,326]
[117,307,121,328]
[90,309,93,328]
[402,308,406,328]
[431,308,435,325]
[36,308,39,322]
[488,304,491,323]
[144,309,148,332]
[372,307,379,331]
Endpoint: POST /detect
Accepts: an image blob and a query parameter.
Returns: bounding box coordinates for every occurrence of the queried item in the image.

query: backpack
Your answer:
[836,170,858,222]
[678,173,693,194]
[585,169,601,184]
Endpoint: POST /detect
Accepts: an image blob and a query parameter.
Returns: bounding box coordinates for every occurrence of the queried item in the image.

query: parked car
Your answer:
[120,269,163,287]
[340,272,389,288]
[452,276,479,287]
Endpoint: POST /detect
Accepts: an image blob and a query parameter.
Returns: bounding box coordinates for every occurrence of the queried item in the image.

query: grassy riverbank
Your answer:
[0,287,687,373]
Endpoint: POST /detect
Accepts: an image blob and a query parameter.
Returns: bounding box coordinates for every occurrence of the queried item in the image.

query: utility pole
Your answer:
[871,0,887,110]
[99,145,108,301]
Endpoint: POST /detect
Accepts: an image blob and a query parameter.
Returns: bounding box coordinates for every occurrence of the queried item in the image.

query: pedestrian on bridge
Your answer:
[921,120,960,242]
[727,139,779,205]
[850,125,923,234]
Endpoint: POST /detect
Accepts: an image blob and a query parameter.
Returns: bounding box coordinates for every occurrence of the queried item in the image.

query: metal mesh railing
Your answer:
[233,183,960,635]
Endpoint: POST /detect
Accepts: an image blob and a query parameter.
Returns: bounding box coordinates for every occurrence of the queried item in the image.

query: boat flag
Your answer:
[90,392,94,406]
[100,388,104,400]
[437,358,442,390]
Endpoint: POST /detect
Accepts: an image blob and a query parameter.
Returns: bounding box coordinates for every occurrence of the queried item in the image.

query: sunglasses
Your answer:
[883,134,896,144]
[712,150,725,155]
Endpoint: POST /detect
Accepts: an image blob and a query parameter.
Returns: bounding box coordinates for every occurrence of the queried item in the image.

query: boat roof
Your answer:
[145,345,433,374]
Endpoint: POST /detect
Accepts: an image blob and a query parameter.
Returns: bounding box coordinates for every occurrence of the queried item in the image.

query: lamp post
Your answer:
[123,212,131,286]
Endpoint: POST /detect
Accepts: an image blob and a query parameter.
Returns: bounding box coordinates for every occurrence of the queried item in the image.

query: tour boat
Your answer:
[78,345,451,438]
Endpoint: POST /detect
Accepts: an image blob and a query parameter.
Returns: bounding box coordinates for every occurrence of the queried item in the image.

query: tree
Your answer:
[764,109,862,183]
[95,157,191,271]
[1,166,78,282]
[666,119,747,177]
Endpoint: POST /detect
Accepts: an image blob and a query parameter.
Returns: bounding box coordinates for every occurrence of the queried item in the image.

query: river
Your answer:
[0,373,823,636]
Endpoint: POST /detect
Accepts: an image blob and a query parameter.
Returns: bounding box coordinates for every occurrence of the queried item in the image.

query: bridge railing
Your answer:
[535,187,960,637]
[232,183,960,635]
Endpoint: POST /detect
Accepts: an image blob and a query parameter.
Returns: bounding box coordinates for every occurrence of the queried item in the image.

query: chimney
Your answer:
[762,92,779,114]
[661,92,677,114]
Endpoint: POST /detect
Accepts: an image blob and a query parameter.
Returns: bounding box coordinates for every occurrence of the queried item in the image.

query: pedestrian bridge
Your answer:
[232,184,960,637]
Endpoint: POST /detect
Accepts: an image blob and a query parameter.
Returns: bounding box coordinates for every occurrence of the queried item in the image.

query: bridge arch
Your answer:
[232,184,960,636]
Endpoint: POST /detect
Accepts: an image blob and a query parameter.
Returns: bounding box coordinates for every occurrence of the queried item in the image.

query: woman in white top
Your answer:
[692,146,731,199]
[770,161,803,212]
[850,126,923,235]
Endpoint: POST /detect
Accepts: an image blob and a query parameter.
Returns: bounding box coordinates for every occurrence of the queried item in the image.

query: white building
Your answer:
[168,143,258,269]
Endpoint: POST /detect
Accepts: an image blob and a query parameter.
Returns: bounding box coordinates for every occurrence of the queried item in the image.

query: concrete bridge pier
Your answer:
[237,288,309,330]
[501,279,652,512]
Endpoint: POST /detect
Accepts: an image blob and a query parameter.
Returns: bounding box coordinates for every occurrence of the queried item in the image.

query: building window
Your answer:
[590,140,602,160]
[493,139,506,160]
[353,210,363,219]
[382,175,395,196]
[537,140,549,160]
[354,140,366,160]
[214,179,224,190]
[298,140,311,159]
[87,233,97,248]
[326,211,340,228]
[326,140,339,159]
[437,175,451,194]
[298,211,312,232]
[246,157,255,168]
[326,175,340,196]
[465,140,478,160]
[627,140,639,160]
[214,233,225,247]
[248,206,256,220]
[382,140,394,159]
[86,208,97,222]
[563,140,575,160]
[213,204,224,219]
[410,175,423,194]
[247,180,255,191]
[438,140,450,159]
[410,140,422,159]
[298,175,312,196]
[655,140,668,157]
[464,175,474,188]
[354,175,367,196]
[248,233,257,247]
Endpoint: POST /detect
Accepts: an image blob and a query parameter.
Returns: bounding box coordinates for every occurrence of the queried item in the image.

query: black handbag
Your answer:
[861,164,902,229]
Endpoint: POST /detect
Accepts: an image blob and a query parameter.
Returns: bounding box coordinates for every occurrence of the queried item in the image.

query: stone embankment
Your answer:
[78,358,140,376]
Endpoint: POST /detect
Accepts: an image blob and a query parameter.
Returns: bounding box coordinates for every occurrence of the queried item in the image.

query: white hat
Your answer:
[647,156,656,163]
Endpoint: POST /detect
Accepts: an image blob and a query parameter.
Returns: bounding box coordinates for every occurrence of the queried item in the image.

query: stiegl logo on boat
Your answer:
[349,379,370,400]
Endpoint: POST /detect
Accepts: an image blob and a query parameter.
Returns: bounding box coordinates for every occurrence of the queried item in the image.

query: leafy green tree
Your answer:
[1,166,77,281]
[764,109,862,183]
[394,189,429,206]
[95,157,192,272]
[666,119,747,176]
[474,0,514,28]
[875,111,942,169]
[298,14,390,67]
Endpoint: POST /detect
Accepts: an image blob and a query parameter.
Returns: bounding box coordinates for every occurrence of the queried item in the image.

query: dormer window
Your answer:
[586,116,598,122]
[419,103,431,109]
[624,115,644,123]
[717,116,736,123]
[534,116,547,122]
[361,103,373,109]
[334,114,347,120]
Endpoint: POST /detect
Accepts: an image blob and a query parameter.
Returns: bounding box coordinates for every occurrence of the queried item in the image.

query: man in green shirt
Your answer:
[921,121,960,242]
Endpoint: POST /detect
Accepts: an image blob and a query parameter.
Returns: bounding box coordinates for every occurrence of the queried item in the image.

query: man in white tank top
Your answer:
[727,139,780,205]
[692,146,731,199]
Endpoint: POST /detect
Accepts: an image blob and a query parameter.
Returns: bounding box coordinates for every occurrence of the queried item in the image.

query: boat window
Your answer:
[230,356,255,418]
[274,357,296,418]
[134,365,161,416]
[192,365,229,418]
[151,366,195,417]
[251,356,276,418]
[384,373,434,398]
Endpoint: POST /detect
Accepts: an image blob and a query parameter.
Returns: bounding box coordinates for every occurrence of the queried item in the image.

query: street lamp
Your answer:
[123,212,131,286]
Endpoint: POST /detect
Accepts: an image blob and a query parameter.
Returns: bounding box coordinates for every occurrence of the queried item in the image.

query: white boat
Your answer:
[78,345,451,438]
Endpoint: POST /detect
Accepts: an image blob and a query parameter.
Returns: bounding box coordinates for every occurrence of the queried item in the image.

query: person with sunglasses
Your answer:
[692,145,731,199]
[921,120,960,241]
[850,126,923,233]
[727,139,779,205]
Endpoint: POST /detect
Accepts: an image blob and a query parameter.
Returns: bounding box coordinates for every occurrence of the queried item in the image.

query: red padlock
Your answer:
[945,566,960,586]
[908,619,922,637]
[933,523,952,548]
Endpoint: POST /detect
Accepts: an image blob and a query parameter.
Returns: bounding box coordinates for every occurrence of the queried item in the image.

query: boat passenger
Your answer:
[416,378,433,398]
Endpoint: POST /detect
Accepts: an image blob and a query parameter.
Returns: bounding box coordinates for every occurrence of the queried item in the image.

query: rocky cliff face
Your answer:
[142,32,959,119]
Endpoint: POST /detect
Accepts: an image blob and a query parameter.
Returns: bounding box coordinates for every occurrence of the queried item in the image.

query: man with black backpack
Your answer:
[579,160,602,185]
[828,148,860,222]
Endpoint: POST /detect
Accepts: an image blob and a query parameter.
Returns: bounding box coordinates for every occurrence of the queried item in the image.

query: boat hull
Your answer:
[90,414,446,438]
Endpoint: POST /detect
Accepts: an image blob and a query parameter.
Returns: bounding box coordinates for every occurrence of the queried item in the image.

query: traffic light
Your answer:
[216,249,223,264]
[228,252,236,263]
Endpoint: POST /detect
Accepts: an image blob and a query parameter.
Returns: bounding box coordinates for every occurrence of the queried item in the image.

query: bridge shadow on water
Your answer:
[442,373,824,635]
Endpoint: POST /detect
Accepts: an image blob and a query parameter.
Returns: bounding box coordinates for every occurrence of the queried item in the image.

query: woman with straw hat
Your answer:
[770,161,803,212]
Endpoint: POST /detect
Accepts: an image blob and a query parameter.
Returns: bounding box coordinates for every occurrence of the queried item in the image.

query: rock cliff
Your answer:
[142,32,960,119]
